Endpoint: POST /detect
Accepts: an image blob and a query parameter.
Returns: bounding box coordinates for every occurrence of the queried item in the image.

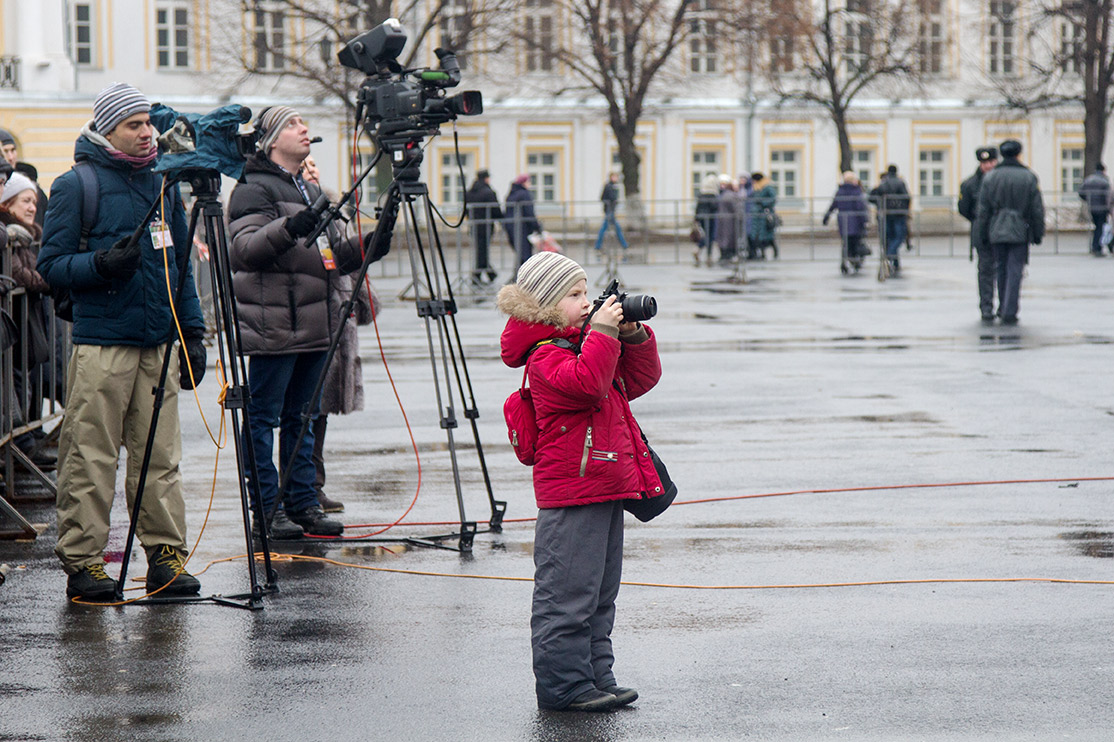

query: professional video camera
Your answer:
[595,280,658,323]
[337,18,482,141]
[149,103,258,181]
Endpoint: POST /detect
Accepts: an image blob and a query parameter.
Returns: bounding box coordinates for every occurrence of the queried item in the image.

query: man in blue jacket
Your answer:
[37,83,207,600]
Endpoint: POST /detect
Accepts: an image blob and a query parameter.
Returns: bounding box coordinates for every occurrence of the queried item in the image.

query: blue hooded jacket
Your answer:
[37,135,205,346]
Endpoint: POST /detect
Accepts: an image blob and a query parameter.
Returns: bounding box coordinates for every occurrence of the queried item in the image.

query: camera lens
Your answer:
[621,294,657,322]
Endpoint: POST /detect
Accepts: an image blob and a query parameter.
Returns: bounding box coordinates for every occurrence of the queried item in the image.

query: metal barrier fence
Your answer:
[369,191,1098,280]
[1,258,68,538]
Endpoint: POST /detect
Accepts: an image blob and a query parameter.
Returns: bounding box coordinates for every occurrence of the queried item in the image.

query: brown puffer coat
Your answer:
[228,153,363,355]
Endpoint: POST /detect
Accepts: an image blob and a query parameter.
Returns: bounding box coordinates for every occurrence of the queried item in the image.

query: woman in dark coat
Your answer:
[747,172,778,259]
[714,176,738,263]
[503,174,541,269]
[693,175,719,266]
[823,171,871,271]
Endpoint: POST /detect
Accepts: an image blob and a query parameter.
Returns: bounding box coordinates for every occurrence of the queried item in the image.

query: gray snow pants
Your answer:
[532,500,625,709]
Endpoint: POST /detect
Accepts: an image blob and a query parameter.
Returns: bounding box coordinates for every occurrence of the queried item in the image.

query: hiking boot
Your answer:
[598,685,638,707]
[254,509,304,541]
[146,545,201,595]
[316,491,345,513]
[539,689,621,712]
[66,564,118,600]
[286,505,343,536]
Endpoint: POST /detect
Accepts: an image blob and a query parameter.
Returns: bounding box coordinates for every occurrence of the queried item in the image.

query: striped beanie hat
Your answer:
[93,82,151,135]
[515,252,586,309]
[255,106,300,153]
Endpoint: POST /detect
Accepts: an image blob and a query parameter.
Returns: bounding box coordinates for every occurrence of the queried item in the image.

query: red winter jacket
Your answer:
[497,283,663,509]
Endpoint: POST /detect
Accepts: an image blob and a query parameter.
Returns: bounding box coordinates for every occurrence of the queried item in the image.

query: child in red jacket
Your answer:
[497,252,663,712]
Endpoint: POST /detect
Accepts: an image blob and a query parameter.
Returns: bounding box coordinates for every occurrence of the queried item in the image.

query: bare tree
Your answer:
[760,0,928,173]
[995,0,1114,175]
[509,0,694,207]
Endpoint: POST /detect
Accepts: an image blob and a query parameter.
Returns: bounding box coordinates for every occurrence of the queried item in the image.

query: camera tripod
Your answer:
[272,137,505,553]
[113,170,277,609]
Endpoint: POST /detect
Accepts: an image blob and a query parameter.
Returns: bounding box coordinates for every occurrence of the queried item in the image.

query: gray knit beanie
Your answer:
[93,82,151,135]
[255,106,300,153]
[515,252,587,309]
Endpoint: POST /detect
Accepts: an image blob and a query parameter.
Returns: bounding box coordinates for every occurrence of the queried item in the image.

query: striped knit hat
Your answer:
[93,82,151,135]
[515,252,586,309]
[255,106,300,153]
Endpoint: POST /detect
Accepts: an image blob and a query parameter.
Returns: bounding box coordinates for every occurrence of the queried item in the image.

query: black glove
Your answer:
[286,208,319,239]
[822,215,830,226]
[363,231,392,263]
[1032,237,1042,245]
[178,333,207,389]
[94,237,141,282]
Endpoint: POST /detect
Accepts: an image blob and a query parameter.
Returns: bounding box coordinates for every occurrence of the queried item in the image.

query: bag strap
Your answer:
[521,337,578,391]
[73,161,99,253]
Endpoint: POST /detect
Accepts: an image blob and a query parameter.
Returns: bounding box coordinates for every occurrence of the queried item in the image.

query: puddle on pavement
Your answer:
[1059,530,1114,558]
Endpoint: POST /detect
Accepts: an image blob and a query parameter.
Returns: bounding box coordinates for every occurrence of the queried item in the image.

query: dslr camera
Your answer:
[595,280,657,323]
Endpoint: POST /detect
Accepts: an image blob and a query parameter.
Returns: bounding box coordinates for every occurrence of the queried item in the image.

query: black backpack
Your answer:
[52,161,99,322]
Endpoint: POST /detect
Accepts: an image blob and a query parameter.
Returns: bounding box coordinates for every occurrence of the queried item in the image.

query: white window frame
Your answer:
[524,0,554,73]
[918,148,948,199]
[440,0,471,69]
[440,150,472,208]
[1061,147,1084,193]
[853,149,875,190]
[526,151,559,203]
[156,0,192,70]
[988,0,1018,77]
[251,3,287,73]
[687,1,718,75]
[769,149,800,200]
[71,1,96,67]
[692,149,720,199]
[1060,20,1082,74]
[918,0,945,76]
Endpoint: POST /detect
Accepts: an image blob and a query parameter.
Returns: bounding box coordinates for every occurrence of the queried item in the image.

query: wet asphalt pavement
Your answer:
[2,240,1113,741]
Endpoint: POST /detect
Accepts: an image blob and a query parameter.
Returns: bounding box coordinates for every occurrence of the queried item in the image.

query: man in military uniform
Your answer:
[958,146,999,322]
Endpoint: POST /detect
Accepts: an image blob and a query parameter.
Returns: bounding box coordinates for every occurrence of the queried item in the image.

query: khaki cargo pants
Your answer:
[54,344,188,574]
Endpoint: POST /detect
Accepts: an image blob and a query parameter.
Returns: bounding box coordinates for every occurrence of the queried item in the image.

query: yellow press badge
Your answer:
[315,234,337,270]
[148,219,172,250]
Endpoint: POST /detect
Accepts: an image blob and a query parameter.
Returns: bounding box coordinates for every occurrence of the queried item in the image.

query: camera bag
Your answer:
[504,338,577,465]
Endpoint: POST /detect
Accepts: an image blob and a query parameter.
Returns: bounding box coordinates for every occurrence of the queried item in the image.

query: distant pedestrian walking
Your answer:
[715,175,739,263]
[504,174,541,269]
[974,139,1045,325]
[693,175,719,266]
[747,172,778,260]
[1078,163,1111,256]
[594,172,628,253]
[958,146,1000,321]
[467,169,503,284]
[870,164,911,273]
[823,171,870,273]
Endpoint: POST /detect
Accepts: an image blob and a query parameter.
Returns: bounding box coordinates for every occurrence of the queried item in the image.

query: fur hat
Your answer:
[999,139,1022,158]
[93,82,151,135]
[497,252,587,328]
[976,146,999,163]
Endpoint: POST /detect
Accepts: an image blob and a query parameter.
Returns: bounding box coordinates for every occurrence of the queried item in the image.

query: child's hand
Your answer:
[591,295,623,330]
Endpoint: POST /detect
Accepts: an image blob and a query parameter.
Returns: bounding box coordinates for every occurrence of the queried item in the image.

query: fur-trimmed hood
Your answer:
[498,282,583,368]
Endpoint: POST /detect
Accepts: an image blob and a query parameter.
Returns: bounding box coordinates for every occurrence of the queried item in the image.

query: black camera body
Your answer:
[595,280,657,323]
[338,19,482,138]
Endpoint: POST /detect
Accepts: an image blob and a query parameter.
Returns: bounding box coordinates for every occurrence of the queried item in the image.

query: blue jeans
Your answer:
[244,352,328,519]
[594,214,628,250]
[884,216,908,259]
[1090,210,1109,253]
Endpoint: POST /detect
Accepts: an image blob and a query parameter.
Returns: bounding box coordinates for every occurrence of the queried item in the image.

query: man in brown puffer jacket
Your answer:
[228,106,383,540]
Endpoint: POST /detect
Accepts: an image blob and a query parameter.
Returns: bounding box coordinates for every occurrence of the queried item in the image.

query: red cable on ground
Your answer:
[335,475,1114,530]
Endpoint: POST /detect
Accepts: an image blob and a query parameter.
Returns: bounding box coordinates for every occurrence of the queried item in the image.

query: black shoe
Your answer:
[598,685,638,706]
[1001,315,1019,325]
[981,313,995,323]
[316,492,345,513]
[66,564,118,600]
[539,689,621,712]
[286,505,344,536]
[146,545,201,595]
[263,510,305,540]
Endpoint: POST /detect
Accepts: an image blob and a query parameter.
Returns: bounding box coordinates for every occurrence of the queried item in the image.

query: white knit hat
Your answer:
[515,252,586,309]
[1,172,35,205]
[93,82,151,135]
